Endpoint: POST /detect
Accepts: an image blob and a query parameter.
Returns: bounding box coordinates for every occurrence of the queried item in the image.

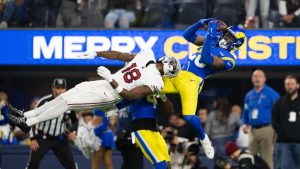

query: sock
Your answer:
[24,109,37,118]
[154,161,167,169]
[26,117,39,126]
[24,95,64,118]
[183,115,205,140]
[32,99,68,125]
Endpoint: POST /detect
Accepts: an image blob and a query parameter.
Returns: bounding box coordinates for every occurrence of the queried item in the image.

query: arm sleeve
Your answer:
[221,54,236,70]
[200,22,221,65]
[183,20,204,43]
[200,36,216,65]
[214,47,236,70]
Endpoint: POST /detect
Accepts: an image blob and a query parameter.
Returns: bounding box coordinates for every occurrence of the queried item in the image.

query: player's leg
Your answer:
[26,99,69,126]
[7,87,78,132]
[133,130,168,169]
[173,71,205,139]
[91,150,101,169]
[174,71,214,159]
[161,77,178,94]
[155,132,170,163]
[102,148,114,169]
[28,80,120,127]
[24,81,84,119]
[24,86,81,126]
[66,80,121,110]
[24,94,67,119]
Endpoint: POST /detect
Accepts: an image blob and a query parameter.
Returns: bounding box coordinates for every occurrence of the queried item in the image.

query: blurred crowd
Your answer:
[1,69,300,169]
[0,0,300,29]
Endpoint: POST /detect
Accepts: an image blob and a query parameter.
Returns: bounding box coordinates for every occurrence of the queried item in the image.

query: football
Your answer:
[204,20,228,32]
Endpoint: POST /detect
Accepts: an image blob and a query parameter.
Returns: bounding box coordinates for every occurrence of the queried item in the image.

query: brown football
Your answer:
[204,20,228,32]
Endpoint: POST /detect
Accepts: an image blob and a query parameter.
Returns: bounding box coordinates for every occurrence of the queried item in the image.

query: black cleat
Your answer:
[6,104,24,117]
[8,114,31,133]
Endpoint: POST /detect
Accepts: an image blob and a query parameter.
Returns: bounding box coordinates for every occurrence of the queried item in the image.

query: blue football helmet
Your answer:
[218,25,246,51]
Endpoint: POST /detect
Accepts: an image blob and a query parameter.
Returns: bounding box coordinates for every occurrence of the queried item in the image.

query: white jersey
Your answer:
[112,49,164,94]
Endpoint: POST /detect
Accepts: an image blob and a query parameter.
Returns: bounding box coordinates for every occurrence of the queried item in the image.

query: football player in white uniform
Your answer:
[7,49,181,133]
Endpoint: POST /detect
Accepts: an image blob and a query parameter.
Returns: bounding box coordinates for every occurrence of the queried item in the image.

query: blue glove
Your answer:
[200,18,215,25]
[183,18,215,43]
[207,20,222,38]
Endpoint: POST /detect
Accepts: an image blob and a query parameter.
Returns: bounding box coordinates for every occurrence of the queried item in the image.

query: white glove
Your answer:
[97,66,113,82]
[77,51,97,59]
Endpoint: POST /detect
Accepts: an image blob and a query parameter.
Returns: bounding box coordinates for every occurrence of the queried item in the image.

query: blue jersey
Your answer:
[128,95,157,120]
[242,85,280,126]
[182,47,236,79]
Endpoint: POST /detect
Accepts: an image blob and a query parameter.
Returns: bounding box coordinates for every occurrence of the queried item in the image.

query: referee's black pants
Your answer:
[26,138,77,169]
[120,146,143,169]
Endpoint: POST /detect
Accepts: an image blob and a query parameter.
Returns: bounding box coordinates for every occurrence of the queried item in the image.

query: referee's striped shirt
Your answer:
[29,94,77,138]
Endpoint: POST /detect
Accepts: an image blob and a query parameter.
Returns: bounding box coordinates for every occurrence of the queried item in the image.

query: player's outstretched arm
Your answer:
[109,78,153,100]
[81,51,136,62]
[183,18,214,46]
[118,85,153,100]
[95,51,136,62]
[201,20,227,70]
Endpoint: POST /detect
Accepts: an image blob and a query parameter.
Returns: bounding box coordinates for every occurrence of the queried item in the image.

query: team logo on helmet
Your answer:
[219,25,246,51]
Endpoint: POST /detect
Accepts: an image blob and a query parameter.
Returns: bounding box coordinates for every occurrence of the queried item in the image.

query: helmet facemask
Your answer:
[219,31,237,51]
[159,56,181,78]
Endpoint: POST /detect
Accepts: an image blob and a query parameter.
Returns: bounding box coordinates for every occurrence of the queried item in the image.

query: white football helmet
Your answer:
[158,56,181,78]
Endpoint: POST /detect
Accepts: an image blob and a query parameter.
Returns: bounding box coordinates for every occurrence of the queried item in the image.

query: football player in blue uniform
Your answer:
[161,19,246,159]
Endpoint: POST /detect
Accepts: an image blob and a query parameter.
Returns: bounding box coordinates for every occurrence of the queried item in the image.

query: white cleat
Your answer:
[200,134,215,159]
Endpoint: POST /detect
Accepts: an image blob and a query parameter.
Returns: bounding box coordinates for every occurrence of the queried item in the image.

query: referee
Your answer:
[27,78,78,169]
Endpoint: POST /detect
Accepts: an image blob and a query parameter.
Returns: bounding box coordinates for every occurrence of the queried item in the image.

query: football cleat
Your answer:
[200,134,215,159]
[7,103,24,117]
[8,114,31,133]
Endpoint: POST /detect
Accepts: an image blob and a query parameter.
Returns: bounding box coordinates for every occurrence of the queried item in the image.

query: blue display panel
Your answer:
[0,29,299,66]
